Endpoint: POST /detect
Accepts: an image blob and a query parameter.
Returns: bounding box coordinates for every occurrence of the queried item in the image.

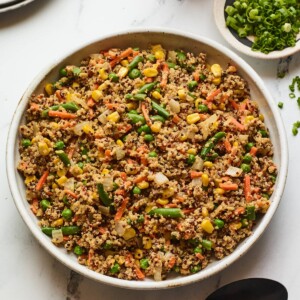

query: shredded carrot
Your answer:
[115,189,125,196]
[168,256,176,269]
[175,196,185,203]
[160,62,169,87]
[182,208,194,214]
[172,114,181,124]
[193,71,200,82]
[30,198,39,214]
[115,198,129,221]
[36,171,49,191]
[105,149,111,158]
[87,249,94,266]
[48,110,77,119]
[120,172,127,181]
[141,156,148,166]
[206,88,221,101]
[87,98,95,107]
[195,252,205,260]
[64,189,78,199]
[109,47,133,68]
[230,117,245,131]
[137,145,149,153]
[165,203,178,208]
[99,227,107,234]
[135,265,145,280]
[244,175,252,202]
[249,146,258,156]
[30,103,40,110]
[199,113,209,121]
[55,90,64,102]
[141,102,152,126]
[239,101,247,112]
[145,77,153,83]
[219,182,238,191]
[105,103,118,110]
[224,139,232,153]
[134,175,148,184]
[190,171,202,179]
[229,100,239,110]
[234,207,245,215]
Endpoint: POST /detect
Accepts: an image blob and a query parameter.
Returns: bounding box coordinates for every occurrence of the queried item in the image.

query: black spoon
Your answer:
[206,278,288,300]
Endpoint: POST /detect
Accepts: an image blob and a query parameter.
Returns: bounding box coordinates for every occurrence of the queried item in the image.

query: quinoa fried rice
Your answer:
[18,45,277,281]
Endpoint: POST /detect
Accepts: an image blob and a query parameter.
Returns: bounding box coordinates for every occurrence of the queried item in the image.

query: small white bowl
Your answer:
[214,0,300,59]
[6,28,288,289]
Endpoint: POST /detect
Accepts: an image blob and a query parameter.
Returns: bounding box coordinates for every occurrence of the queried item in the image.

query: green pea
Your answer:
[214,219,225,229]
[72,67,81,75]
[22,139,32,147]
[148,151,158,157]
[278,102,284,109]
[133,186,141,195]
[128,68,141,79]
[144,134,154,142]
[270,174,277,183]
[241,218,249,227]
[103,242,112,250]
[200,74,206,81]
[62,196,70,207]
[77,162,84,169]
[62,208,73,221]
[137,215,145,223]
[241,163,251,173]
[54,141,65,150]
[262,193,270,199]
[245,142,254,152]
[259,130,268,137]
[187,81,198,91]
[202,239,212,250]
[176,51,186,63]
[246,206,256,221]
[147,54,156,63]
[167,62,176,69]
[110,263,120,274]
[137,125,151,134]
[194,246,202,254]
[187,154,196,165]
[242,154,252,164]
[198,104,208,112]
[190,265,201,273]
[140,258,149,269]
[59,68,67,77]
[109,72,119,82]
[74,245,85,256]
[40,199,51,211]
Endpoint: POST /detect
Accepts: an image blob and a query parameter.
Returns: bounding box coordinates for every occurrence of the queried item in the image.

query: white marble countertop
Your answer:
[0,0,299,299]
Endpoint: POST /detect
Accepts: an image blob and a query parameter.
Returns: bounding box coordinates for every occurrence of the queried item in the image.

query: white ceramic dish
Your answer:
[0,0,35,13]
[6,29,288,289]
[213,0,300,59]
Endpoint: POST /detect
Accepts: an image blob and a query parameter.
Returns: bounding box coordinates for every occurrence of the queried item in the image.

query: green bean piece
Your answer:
[242,154,252,164]
[40,199,51,211]
[246,206,256,221]
[202,239,212,250]
[41,105,60,117]
[187,154,196,165]
[176,50,186,64]
[259,130,268,137]
[128,68,141,79]
[200,132,226,159]
[151,101,170,119]
[148,151,158,157]
[109,72,119,82]
[200,74,206,81]
[128,55,143,70]
[137,125,151,134]
[198,104,208,112]
[61,226,81,235]
[138,81,157,94]
[127,113,146,124]
[22,139,32,147]
[194,246,202,254]
[190,265,201,273]
[59,67,67,77]
[41,227,55,237]
[113,182,119,191]
[132,186,141,195]
[150,115,166,123]
[125,93,134,100]
[110,263,120,274]
[144,134,154,142]
[204,152,219,162]
[147,54,156,63]
[61,102,79,112]
[245,142,254,152]
[97,183,112,207]
[73,67,81,75]
[62,208,73,221]
[133,93,147,101]
[241,218,249,227]
[214,219,225,229]
[128,110,138,115]
[74,245,85,256]
[148,208,184,218]
[56,150,71,167]
[54,141,65,150]
[188,92,197,99]
[137,215,145,223]
[270,174,277,183]
[187,81,198,91]
[241,163,251,173]
[140,258,149,269]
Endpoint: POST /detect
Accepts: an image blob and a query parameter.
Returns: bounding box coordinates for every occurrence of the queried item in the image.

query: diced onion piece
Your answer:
[225,166,243,177]
[191,177,202,187]
[72,95,88,109]
[238,135,249,142]
[99,110,111,124]
[199,114,218,139]
[169,99,180,113]
[98,205,110,216]
[115,220,126,236]
[191,156,204,171]
[115,147,126,160]
[73,121,89,136]
[153,266,162,281]
[52,229,63,243]
[167,50,177,62]
[64,177,75,191]
[102,175,114,191]
[154,172,169,185]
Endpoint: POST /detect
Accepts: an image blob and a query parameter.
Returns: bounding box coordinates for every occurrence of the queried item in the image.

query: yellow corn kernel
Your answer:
[50,122,60,130]
[259,114,264,121]
[143,237,152,249]
[187,113,201,124]
[201,219,214,234]
[214,178,221,187]
[126,102,138,110]
[65,92,72,102]
[162,187,175,198]
[98,83,108,91]
[70,165,83,176]
[227,65,237,73]
[154,50,165,60]
[245,115,255,124]
[52,183,58,189]
[116,139,124,147]
[45,83,54,96]
[72,82,80,89]
[151,44,164,53]
[56,176,68,187]
[219,103,225,110]
[179,133,188,141]
[57,168,67,177]
[233,89,244,96]
[134,249,144,259]
[107,111,120,123]
[117,256,125,265]
[230,222,242,231]
[53,158,59,164]
[135,80,145,88]
[212,104,217,110]
[150,121,162,133]
[156,198,169,205]
[212,77,222,85]
[178,89,186,100]
[51,218,64,227]
[143,68,158,77]
[214,188,225,195]
[82,123,94,134]
[25,175,36,186]
[92,192,98,200]
[137,181,149,189]
[201,173,209,187]
[187,148,197,155]
[145,205,154,213]
[202,207,209,217]
[98,149,105,158]
[211,64,223,77]
[118,67,128,78]
[99,68,108,80]
[152,91,162,100]
[123,228,136,240]
[91,90,103,102]
[203,161,213,168]
[120,59,129,67]
[233,141,239,147]
[212,121,219,130]
[206,64,211,71]
[101,169,110,175]
[31,137,37,144]
[195,98,205,108]
[38,141,50,156]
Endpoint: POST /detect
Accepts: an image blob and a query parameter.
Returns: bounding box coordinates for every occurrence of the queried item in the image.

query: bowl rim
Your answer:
[6,27,289,289]
[213,0,300,60]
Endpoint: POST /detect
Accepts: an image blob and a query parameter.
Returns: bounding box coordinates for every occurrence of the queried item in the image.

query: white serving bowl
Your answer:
[6,29,288,289]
